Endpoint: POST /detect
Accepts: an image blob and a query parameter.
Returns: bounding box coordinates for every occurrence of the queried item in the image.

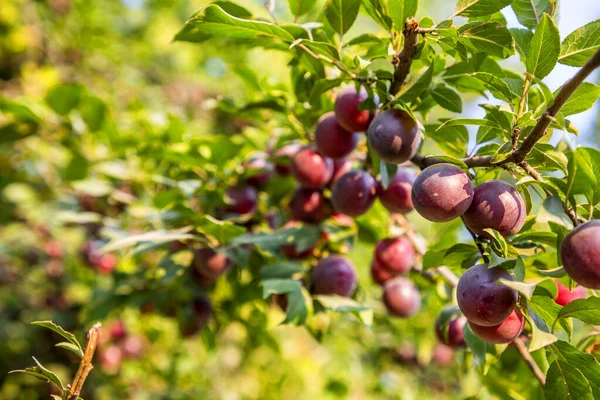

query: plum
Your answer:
[314,112,360,159]
[468,309,525,344]
[243,153,275,188]
[371,259,395,286]
[224,184,258,215]
[383,277,421,318]
[192,248,232,280]
[310,255,357,297]
[411,163,474,222]
[328,158,352,188]
[379,168,416,214]
[462,180,526,238]
[334,85,376,132]
[367,109,421,164]
[560,220,600,289]
[272,142,303,175]
[554,280,587,306]
[331,170,377,217]
[291,147,334,188]
[457,263,517,326]
[374,237,414,274]
[435,307,467,348]
[288,188,331,223]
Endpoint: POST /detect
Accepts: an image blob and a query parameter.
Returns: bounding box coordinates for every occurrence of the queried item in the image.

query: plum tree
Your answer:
[378,168,416,214]
[371,260,394,286]
[468,309,525,344]
[554,280,587,306]
[288,188,331,223]
[367,109,421,164]
[331,170,377,216]
[435,307,467,349]
[224,184,258,215]
[192,248,232,280]
[411,164,474,222]
[334,85,375,132]
[374,237,415,274]
[314,112,360,159]
[457,264,517,326]
[383,277,421,318]
[310,255,357,297]
[560,220,600,288]
[462,180,526,238]
[291,146,334,188]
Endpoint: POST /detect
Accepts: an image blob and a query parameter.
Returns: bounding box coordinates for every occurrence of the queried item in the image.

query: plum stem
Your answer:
[412,47,600,170]
[66,322,102,400]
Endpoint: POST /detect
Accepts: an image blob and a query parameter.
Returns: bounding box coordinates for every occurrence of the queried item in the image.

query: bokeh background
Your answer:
[1,0,599,399]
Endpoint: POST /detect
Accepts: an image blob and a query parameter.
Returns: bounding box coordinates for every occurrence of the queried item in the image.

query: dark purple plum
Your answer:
[383,277,421,318]
[411,163,474,222]
[374,237,414,274]
[560,220,600,289]
[291,147,334,188]
[379,168,416,214]
[243,153,275,187]
[193,248,232,280]
[334,85,376,132]
[224,185,258,215]
[435,307,467,348]
[468,309,525,344]
[314,112,360,159]
[310,255,357,297]
[272,142,303,175]
[288,188,331,223]
[331,170,377,217]
[457,264,517,327]
[462,180,526,238]
[367,109,421,164]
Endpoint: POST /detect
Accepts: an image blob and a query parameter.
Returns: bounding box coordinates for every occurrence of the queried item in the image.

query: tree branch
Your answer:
[390,18,421,96]
[412,47,600,169]
[513,337,547,385]
[66,322,101,400]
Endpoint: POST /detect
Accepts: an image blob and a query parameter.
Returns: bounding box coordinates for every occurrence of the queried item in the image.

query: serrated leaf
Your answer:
[554,297,600,330]
[55,342,84,359]
[10,357,65,391]
[231,223,322,253]
[511,0,554,29]
[566,147,600,205]
[453,0,512,18]
[470,72,518,103]
[510,28,533,61]
[458,22,515,59]
[529,295,572,339]
[362,0,393,30]
[547,340,600,399]
[538,196,573,228]
[99,229,198,254]
[431,84,463,112]
[526,13,560,79]
[545,360,594,400]
[284,287,313,325]
[31,321,83,356]
[558,82,600,116]
[324,0,361,35]
[559,19,600,67]
[490,141,513,164]
[425,124,468,158]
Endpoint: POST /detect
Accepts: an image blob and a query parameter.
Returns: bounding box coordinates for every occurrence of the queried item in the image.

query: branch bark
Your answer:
[412,47,600,169]
[390,18,421,96]
[66,322,101,400]
[514,337,547,385]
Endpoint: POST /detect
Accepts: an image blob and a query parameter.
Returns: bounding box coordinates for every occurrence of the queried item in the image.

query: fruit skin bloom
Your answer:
[367,110,421,164]
[383,277,421,318]
[334,85,376,132]
[331,170,377,217]
[560,220,600,288]
[378,168,416,214]
[310,256,357,297]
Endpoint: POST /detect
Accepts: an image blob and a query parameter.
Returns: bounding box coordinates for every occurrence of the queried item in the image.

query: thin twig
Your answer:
[513,337,547,384]
[66,322,102,400]
[466,227,489,263]
[390,18,421,96]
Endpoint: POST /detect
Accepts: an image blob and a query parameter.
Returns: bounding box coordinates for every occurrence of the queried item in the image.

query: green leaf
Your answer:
[425,124,468,158]
[314,295,373,326]
[453,0,512,18]
[567,147,600,205]
[511,0,554,29]
[525,310,558,352]
[529,295,573,339]
[547,340,600,399]
[526,13,560,79]
[55,342,85,358]
[46,83,84,116]
[99,229,198,254]
[483,228,509,256]
[499,279,542,300]
[262,279,302,299]
[426,155,468,169]
[379,160,398,189]
[388,0,418,30]
[458,22,515,59]
[431,84,463,112]
[510,28,533,61]
[399,66,433,102]
[362,0,393,30]
[490,141,513,164]
[554,297,600,329]
[463,324,489,366]
[259,262,305,280]
[31,321,84,358]
[469,72,518,103]
[231,224,322,253]
[79,95,107,131]
[537,196,573,228]
[558,82,600,116]
[324,0,361,35]
[292,39,341,60]
[198,215,246,244]
[545,360,594,400]
[288,0,317,18]
[559,19,600,67]
[310,79,344,102]
[175,5,294,43]
[284,287,313,324]
[10,357,65,391]
[437,118,501,130]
